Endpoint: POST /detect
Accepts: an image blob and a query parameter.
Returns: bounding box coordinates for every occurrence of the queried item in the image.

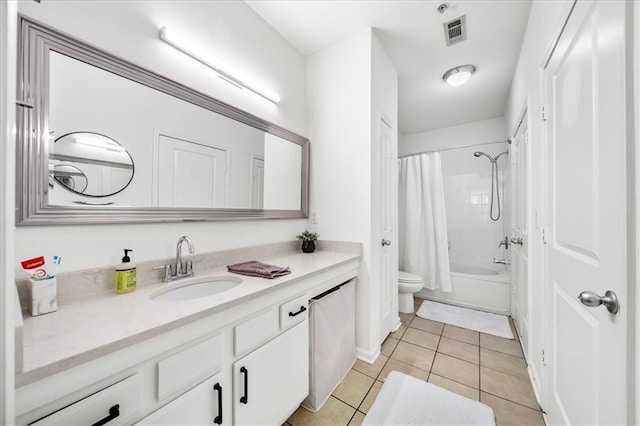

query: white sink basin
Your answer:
[150,276,242,302]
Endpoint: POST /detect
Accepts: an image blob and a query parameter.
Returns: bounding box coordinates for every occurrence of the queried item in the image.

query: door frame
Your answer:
[538,0,637,422]
[0,0,17,423]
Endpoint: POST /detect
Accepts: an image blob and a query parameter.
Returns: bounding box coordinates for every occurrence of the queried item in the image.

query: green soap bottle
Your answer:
[115,249,136,293]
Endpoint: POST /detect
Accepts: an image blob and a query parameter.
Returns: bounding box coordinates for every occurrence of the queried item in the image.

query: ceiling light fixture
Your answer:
[159,27,281,104]
[442,65,476,86]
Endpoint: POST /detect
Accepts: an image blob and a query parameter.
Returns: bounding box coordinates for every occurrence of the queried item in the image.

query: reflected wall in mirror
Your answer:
[16,17,309,225]
[49,132,134,198]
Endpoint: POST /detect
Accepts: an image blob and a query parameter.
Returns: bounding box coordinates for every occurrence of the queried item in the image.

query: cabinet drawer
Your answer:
[234,308,278,357]
[157,333,221,401]
[280,295,308,330]
[31,374,139,425]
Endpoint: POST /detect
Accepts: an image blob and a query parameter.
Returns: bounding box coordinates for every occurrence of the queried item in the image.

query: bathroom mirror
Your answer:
[16,16,309,225]
[49,132,134,198]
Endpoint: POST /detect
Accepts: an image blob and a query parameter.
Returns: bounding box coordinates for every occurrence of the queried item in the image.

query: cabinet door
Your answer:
[136,373,228,425]
[234,321,308,425]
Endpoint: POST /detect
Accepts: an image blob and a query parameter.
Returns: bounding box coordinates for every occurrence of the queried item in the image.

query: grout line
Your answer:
[481,390,543,413]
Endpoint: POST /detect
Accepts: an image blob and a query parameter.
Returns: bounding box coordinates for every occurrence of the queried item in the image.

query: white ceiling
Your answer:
[245,0,532,135]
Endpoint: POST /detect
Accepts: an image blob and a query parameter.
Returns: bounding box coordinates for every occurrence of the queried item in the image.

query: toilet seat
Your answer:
[399,271,423,284]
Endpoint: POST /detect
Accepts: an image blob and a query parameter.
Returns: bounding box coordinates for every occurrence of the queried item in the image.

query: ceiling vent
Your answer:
[443,15,467,46]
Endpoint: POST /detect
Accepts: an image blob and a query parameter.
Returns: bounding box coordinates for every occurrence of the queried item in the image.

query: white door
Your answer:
[157,134,227,208]
[543,1,629,424]
[511,118,529,352]
[251,157,264,209]
[378,115,397,342]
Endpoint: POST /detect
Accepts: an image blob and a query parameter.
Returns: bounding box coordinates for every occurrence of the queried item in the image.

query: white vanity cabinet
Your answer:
[136,372,228,425]
[233,320,309,425]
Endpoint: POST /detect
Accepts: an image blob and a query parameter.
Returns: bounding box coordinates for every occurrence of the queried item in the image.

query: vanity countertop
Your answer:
[17,249,360,386]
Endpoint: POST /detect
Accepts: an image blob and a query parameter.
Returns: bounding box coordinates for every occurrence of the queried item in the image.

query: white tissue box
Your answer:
[28,277,57,316]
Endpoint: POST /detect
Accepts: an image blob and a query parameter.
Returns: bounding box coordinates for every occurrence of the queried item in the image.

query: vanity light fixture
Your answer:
[442,64,476,86]
[159,26,281,104]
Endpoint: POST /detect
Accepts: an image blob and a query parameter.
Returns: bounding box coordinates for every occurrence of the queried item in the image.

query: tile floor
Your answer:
[286,298,545,426]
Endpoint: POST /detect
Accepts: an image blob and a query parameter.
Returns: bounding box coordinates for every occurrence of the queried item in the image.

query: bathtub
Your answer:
[416,263,511,315]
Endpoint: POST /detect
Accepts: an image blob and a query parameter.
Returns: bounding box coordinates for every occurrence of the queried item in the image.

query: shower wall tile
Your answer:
[443,171,509,269]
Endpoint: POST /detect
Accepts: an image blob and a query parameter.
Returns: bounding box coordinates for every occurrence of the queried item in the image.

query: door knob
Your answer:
[381,239,391,246]
[578,290,619,314]
[510,237,523,246]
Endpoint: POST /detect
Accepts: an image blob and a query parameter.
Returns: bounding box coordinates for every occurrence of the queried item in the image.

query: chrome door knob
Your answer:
[381,239,391,246]
[578,290,619,314]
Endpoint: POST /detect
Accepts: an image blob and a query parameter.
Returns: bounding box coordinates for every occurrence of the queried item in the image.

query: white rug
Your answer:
[363,371,495,425]
[416,300,514,339]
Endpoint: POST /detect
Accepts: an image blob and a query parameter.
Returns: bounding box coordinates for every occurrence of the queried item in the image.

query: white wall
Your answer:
[14,1,308,273]
[399,117,506,156]
[307,28,398,359]
[502,0,573,402]
[307,28,374,356]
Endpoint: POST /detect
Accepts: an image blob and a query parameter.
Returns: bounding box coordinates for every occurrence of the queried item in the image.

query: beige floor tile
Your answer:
[428,373,479,401]
[358,380,383,414]
[288,396,355,426]
[431,352,479,389]
[348,411,366,426]
[442,324,480,345]
[399,312,415,326]
[332,369,375,409]
[390,341,435,371]
[481,392,545,426]
[353,355,388,379]
[438,336,479,364]
[480,348,528,378]
[378,358,430,382]
[410,316,444,335]
[401,327,440,350]
[391,324,407,339]
[480,367,539,410]
[381,336,399,357]
[480,334,524,358]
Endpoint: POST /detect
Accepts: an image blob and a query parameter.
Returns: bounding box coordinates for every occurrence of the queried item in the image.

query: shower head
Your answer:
[473,151,493,161]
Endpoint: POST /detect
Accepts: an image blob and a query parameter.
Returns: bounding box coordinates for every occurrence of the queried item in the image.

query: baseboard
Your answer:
[356,344,381,365]
[512,319,546,421]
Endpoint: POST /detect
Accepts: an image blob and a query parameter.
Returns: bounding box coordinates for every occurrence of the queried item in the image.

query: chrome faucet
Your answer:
[493,258,511,265]
[498,236,510,249]
[153,236,195,282]
[176,235,195,276]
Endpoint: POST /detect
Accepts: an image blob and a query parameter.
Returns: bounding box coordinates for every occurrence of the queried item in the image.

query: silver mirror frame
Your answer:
[16,16,309,226]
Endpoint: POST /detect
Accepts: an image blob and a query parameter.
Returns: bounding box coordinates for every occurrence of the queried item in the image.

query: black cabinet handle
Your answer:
[91,404,120,426]
[288,306,307,317]
[213,383,223,425]
[240,367,248,404]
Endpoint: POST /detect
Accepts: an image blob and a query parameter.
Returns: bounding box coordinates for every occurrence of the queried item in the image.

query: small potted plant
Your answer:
[296,229,319,253]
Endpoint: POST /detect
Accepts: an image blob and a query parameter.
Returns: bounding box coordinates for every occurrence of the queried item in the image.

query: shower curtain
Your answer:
[399,153,452,292]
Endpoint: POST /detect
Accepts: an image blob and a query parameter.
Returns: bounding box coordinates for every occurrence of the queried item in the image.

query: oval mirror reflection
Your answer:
[49,132,134,197]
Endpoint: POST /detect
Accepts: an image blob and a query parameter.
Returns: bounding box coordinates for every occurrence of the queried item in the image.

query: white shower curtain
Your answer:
[399,153,452,292]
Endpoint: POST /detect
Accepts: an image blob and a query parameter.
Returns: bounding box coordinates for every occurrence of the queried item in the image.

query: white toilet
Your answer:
[398,271,424,314]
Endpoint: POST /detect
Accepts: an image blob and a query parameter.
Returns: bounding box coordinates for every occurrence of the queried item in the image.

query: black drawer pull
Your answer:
[213,383,223,424]
[288,306,307,317]
[240,367,248,404]
[91,404,120,426]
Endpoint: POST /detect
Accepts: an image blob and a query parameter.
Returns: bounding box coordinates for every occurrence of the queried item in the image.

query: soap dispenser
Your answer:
[115,249,136,294]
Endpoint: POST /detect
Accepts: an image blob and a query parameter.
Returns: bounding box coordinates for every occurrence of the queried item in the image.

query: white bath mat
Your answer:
[363,371,495,425]
[416,299,514,339]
